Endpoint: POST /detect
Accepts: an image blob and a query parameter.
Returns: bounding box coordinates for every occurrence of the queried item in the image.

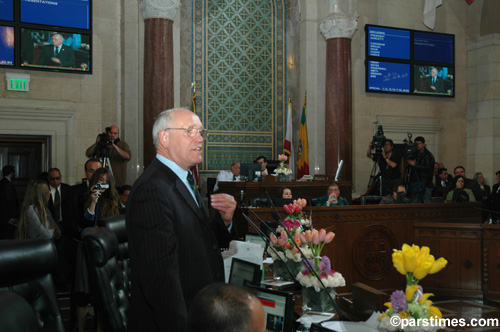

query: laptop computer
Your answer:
[228,257,261,287]
[246,285,295,332]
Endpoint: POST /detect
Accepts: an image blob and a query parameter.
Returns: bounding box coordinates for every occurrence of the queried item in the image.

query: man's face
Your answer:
[416,140,425,152]
[431,68,438,78]
[455,168,465,177]
[383,141,393,153]
[256,158,267,171]
[439,170,448,180]
[48,170,61,189]
[85,161,102,181]
[120,190,131,205]
[164,110,204,170]
[231,162,241,176]
[52,34,63,47]
[393,185,406,200]
[108,126,119,141]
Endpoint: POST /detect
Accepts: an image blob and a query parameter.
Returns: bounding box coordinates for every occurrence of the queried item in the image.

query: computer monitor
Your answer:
[247,285,295,332]
[240,162,262,181]
[229,258,261,287]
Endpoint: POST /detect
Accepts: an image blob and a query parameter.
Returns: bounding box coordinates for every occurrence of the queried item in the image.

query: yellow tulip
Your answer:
[428,305,443,318]
[429,257,448,274]
[399,311,410,319]
[392,251,407,275]
[413,256,434,280]
[383,302,393,310]
[403,247,418,273]
[405,285,420,302]
[417,246,430,262]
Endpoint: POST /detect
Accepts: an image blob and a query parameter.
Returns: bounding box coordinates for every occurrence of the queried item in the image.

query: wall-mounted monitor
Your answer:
[20,0,90,30]
[365,24,454,98]
[0,0,14,21]
[20,28,91,72]
[1,0,92,74]
[0,26,15,67]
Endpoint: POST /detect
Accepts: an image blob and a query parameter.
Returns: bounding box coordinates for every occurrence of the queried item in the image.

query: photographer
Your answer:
[367,135,401,197]
[406,136,435,203]
[85,125,131,186]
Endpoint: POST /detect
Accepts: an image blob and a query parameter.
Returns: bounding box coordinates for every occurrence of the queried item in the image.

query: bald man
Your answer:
[86,125,131,186]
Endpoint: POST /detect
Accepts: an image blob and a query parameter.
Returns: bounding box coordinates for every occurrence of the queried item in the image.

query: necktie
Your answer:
[432,78,435,84]
[187,171,200,205]
[53,189,61,221]
[232,175,236,181]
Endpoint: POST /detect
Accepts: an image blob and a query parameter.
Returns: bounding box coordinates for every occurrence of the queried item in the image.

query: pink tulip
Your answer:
[304,230,313,243]
[318,229,326,242]
[299,233,307,243]
[325,232,335,243]
[278,237,288,247]
[278,154,288,161]
[295,205,302,214]
[281,230,288,239]
[294,232,301,246]
[270,233,278,245]
[312,232,320,245]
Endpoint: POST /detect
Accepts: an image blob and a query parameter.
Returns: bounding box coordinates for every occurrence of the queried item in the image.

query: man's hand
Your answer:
[407,159,416,166]
[210,193,236,226]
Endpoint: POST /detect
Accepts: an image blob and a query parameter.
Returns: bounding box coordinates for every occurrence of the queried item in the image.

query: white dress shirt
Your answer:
[214,170,240,192]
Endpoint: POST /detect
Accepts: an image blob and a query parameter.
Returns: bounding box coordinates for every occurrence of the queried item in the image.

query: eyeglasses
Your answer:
[48,177,61,181]
[164,126,209,139]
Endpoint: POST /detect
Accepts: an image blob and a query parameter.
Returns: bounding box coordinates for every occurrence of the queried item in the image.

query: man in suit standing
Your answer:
[47,168,77,289]
[37,33,75,67]
[423,67,444,93]
[0,165,19,239]
[127,108,237,331]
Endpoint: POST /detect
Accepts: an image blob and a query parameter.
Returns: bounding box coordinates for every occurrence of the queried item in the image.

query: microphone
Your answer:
[263,190,346,320]
[240,190,244,204]
[335,160,344,181]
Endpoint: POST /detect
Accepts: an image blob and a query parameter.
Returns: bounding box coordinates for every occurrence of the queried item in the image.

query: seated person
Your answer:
[314,182,349,207]
[432,167,453,197]
[445,176,476,203]
[117,184,132,214]
[380,184,410,204]
[272,187,294,207]
[213,162,240,192]
[188,283,265,332]
[254,156,269,176]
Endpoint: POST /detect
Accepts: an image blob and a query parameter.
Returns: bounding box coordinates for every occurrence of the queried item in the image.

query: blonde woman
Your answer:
[16,179,60,239]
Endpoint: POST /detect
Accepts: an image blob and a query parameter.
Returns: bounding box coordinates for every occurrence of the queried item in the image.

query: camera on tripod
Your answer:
[371,125,386,158]
[96,127,113,157]
[403,132,418,160]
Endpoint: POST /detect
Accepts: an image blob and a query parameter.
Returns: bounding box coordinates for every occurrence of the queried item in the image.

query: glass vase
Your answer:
[277,174,291,182]
[302,286,336,312]
[285,260,305,280]
[273,259,303,281]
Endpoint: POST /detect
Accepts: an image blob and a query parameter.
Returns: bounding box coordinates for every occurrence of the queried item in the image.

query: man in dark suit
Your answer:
[37,33,75,67]
[127,108,237,331]
[47,167,77,288]
[72,158,103,220]
[423,67,444,93]
[491,170,500,221]
[0,165,19,239]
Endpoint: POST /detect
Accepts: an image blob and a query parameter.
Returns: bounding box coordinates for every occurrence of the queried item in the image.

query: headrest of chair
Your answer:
[100,215,127,243]
[84,227,119,268]
[0,239,57,285]
[0,291,39,332]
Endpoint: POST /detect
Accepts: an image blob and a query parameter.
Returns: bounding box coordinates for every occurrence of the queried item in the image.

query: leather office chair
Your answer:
[0,239,65,332]
[0,291,40,332]
[85,215,130,332]
[360,195,382,205]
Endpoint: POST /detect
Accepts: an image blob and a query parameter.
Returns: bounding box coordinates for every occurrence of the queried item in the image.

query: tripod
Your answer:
[95,147,115,183]
[367,154,383,197]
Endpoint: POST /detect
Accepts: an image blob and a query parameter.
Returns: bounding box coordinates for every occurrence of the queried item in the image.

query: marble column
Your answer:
[320,16,357,182]
[139,0,179,166]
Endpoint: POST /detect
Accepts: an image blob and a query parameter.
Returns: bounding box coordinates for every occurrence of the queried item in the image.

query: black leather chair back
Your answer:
[361,195,382,205]
[85,215,130,332]
[0,291,40,332]
[0,239,65,332]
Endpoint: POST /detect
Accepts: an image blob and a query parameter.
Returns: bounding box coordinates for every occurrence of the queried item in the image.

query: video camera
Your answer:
[95,127,112,157]
[371,125,386,157]
[403,132,418,160]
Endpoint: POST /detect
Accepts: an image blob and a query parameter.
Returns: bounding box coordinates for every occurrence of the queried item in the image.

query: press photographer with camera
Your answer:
[405,136,435,203]
[367,126,401,196]
[85,125,131,186]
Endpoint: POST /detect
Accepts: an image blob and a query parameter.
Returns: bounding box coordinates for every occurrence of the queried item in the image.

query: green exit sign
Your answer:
[6,73,30,92]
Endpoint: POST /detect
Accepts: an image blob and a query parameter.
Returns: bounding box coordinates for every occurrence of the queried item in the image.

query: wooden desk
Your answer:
[242,203,497,300]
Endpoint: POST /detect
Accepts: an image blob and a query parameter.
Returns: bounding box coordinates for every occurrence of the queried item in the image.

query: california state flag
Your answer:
[283,100,295,177]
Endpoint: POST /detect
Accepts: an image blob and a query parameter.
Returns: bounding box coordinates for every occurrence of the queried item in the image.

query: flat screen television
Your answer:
[0,0,92,74]
[20,28,91,72]
[365,24,454,98]
[0,0,14,21]
[246,286,295,332]
[0,26,15,66]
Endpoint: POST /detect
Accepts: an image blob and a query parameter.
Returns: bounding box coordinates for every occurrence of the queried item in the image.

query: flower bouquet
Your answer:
[296,229,345,312]
[274,154,292,181]
[378,244,448,332]
[281,198,311,228]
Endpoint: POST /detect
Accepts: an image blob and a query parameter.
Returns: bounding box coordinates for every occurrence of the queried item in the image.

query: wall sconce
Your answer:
[288,55,294,70]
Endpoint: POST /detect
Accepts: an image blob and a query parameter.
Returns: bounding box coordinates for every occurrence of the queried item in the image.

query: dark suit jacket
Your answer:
[423,76,444,93]
[0,178,19,239]
[126,158,236,331]
[48,183,77,239]
[36,44,75,67]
